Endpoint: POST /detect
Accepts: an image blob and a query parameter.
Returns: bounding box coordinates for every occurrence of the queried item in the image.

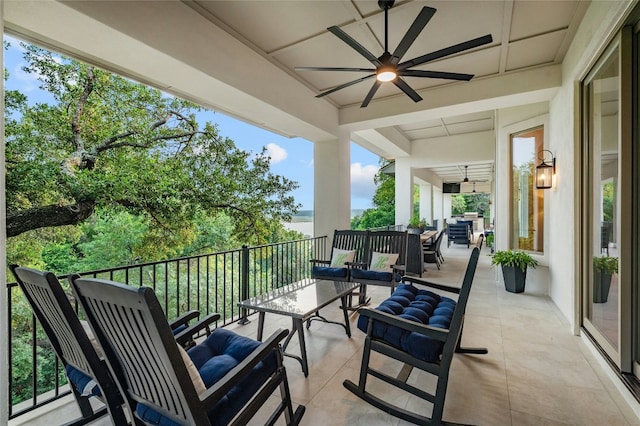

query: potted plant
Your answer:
[491,250,538,293]
[408,214,428,233]
[593,256,618,303]
[485,232,494,254]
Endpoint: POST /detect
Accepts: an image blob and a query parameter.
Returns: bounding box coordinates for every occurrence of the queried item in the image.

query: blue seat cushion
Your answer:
[136,328,278,426]
[312,265,348,279]
[351,268,402,283]
[65,365,100,397]
[357,283,456,362]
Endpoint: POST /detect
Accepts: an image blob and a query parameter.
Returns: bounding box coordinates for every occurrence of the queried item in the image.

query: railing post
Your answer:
[238,245,250,324]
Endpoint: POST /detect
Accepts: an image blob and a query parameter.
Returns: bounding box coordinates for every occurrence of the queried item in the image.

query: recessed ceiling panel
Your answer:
[443,111,494,125]
[510,1,579,40]
[400,118,444,131]
[195,1,357,53]
[506,30,567,71]
[446,119,494,135]
[404,127,448,140]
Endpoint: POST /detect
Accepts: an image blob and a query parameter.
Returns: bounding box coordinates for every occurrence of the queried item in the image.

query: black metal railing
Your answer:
[7,236,327,419]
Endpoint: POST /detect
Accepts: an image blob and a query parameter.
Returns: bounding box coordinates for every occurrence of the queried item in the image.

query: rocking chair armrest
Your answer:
[392,264,406,273]
[199,328,289,404]
[358,308,449,342]
[346,261,368,269]
[169,310,201,330]
[174,313,221,346]
[401,276,462,295]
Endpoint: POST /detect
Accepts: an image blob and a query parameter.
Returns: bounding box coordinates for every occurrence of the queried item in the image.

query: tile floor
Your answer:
[11,244,640,425]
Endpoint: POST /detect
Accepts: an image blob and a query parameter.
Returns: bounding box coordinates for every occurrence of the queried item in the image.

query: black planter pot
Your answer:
[502,265,527,293]
[593,268,612,303]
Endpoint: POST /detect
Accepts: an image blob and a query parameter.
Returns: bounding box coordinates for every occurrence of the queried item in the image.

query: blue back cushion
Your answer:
[136,328,278,426]
[65,365,100,397]
[357,283,456,362]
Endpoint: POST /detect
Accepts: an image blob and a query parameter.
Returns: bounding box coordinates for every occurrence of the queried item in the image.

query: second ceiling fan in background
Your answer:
[296,0,493,108]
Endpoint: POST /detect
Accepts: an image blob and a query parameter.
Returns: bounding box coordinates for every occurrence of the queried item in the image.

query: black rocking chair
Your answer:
[344,248,486,425]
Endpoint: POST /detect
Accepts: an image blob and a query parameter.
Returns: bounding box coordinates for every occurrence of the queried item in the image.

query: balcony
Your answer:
[7,236,638,425]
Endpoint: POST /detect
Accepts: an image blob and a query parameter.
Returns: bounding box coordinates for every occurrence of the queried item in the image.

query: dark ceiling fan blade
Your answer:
[315,74,375,98]
[393,78,422,103]
[295,66,376,72]
[398,34,493,71]
[361,81,382,108]
[327,26,382,67]
[400,69,474,81]
[391,6,436,64]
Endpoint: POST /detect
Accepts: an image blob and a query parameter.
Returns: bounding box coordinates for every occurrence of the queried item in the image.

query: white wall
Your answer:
[545,0,634,329]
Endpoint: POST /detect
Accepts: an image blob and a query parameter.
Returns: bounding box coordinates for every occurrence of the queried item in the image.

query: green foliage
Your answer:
[593,256,618,274]
[408,213,428,229]
[5,41,299,245]
[451,195,467,215]
[485,233,494,248]
[491,250,538,272]
[451,193,490,216]
[602,182,615,223]
[352,160,394,229]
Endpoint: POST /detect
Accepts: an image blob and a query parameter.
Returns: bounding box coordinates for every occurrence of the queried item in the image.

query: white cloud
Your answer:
[351,162,378,201]
[265,143,287,164]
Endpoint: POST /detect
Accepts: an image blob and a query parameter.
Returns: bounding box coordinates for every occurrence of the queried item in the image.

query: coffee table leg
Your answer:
[294,318,309,377]
[257,311,265,341]
[340,295,352,338]
[280,318,309,377]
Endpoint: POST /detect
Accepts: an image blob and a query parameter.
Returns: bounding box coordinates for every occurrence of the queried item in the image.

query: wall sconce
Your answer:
[535,149,556,189]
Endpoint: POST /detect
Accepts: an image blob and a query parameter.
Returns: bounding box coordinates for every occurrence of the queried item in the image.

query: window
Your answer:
[510,126,544,252]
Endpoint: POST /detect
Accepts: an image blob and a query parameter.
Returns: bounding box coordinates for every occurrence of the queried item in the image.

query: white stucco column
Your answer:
[443,194,453,225]
[1,3,9,424]
[395,157,412,227]
[433,186,443,230]
[314,130,351,241]
[419,183,432,225]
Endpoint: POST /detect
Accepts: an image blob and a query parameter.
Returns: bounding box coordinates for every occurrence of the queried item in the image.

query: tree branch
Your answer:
[71,66,94,152]
[6,200,96,238]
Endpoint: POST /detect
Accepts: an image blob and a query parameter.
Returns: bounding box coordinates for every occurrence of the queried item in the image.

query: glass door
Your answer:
[582,41,621,362]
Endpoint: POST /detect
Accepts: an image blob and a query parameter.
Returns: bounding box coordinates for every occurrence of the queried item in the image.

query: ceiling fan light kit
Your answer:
[295,0,493,107]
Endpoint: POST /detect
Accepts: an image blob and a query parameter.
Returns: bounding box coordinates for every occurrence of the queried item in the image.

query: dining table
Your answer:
[420,230,438,245]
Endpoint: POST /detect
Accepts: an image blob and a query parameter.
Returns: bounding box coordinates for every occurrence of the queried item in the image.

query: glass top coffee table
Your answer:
[238,278,360,377]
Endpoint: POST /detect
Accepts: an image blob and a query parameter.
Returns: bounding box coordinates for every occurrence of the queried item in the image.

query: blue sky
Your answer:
[4,36,380,211]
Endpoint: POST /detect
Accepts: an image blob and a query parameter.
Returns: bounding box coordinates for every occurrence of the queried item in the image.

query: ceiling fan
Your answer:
[295,0,493,108]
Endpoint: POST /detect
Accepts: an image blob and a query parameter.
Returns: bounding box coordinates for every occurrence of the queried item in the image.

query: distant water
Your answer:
[284,209,365,237]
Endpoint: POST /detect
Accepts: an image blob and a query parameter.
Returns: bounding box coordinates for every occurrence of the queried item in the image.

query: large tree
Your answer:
[6,43,299,245]
[351,160,394,229]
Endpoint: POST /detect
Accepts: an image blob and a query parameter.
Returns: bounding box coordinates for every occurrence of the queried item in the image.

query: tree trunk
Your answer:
[6,200,96,237]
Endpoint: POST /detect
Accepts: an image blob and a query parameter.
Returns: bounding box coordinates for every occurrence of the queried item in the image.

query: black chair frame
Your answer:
[310,229,369,281]
[10,265,130,425]
[344,248,486,425]
[70,276,305,426]
[351,230,409,306]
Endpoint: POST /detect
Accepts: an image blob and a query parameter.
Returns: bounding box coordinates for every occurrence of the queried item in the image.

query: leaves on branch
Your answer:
[6,42,300,245]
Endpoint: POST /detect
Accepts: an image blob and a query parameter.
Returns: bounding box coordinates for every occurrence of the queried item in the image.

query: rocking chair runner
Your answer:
[344,248,486,425]
[70,275,305,426]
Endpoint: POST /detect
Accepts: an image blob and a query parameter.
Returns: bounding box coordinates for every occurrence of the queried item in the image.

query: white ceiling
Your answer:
[4,0,590,186]
[186,0,587,184]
